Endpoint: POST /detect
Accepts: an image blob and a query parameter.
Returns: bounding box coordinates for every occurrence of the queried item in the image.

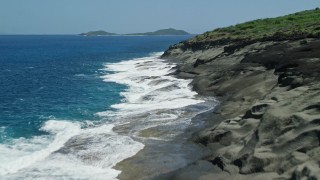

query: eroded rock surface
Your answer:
[160,38,320,179]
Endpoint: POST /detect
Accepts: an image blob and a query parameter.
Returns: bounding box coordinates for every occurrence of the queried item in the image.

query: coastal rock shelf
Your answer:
[160,9,320,179]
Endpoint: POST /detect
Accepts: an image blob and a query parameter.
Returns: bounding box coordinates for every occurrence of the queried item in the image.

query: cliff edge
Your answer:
[160,8,320,180]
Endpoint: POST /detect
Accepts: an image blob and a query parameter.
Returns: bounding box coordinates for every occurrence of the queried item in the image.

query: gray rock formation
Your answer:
[160,38,320,179]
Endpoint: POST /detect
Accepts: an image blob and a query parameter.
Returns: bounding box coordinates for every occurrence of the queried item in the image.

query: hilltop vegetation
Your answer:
[191,8,320,43]
[160,8,320,180]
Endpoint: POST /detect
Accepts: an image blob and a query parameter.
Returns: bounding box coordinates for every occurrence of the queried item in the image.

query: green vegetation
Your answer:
[126,28,190,35]
[80,30,117,36]
[192,8,320,42]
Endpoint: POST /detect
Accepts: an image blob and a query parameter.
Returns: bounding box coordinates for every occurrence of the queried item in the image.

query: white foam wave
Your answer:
[100,52,204,116]
[97,52,212,142]
[0,52,208,179]
[0,120,143,180]
[0,120,81,175]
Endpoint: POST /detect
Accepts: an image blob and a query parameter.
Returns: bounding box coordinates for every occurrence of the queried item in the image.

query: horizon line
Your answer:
[0,33,198,36]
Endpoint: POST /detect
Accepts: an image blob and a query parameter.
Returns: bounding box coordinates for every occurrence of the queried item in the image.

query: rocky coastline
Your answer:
[158,33,320,179]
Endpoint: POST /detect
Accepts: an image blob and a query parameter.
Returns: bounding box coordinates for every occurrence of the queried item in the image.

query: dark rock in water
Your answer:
[140,94,155,101]
[148,79,170,86]
[156,84,180,92]
[208,156,225,171]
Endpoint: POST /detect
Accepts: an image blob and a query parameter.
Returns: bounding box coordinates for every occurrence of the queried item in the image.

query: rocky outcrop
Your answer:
[160,38,320,179]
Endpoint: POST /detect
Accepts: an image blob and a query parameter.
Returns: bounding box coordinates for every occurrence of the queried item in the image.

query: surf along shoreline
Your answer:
[116,9,320,180]
[102,53,216,179]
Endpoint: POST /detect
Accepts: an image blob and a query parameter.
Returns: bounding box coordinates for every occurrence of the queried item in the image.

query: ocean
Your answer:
[0,35,212,179]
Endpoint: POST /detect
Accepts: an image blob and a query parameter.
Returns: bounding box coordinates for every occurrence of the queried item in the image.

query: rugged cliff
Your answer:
[160,9,320,180]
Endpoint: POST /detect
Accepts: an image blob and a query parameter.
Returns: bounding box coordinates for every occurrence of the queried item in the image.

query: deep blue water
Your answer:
[0,35,192,141]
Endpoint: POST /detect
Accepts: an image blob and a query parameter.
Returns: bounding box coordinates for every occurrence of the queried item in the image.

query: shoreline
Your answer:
[114,99,218,180]
[157,38,320,179]
[115,9,320,179]
[106,53,217,180]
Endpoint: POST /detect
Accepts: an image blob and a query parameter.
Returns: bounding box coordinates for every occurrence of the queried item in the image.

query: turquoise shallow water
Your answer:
[0,35,192,141]
[0,35,209,179]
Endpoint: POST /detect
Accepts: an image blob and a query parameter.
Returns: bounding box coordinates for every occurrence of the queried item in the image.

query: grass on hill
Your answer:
[192,8,320,43]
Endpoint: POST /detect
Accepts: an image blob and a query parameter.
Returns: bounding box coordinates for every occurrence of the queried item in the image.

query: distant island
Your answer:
[126,28,190,36]
[80,28,190,36]
[80,30,117,36]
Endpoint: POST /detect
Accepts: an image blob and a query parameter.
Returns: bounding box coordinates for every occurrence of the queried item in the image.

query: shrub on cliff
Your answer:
[192,8,320,43]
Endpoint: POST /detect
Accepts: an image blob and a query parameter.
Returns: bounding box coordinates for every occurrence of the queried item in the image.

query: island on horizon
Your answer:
[80,28,190,36]
[80,30,117,36]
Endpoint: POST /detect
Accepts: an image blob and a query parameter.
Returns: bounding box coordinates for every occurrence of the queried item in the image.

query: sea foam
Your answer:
[0,119,143,180]
[0,52,205,179]
[98,52,208,141]
[100,52,204,116]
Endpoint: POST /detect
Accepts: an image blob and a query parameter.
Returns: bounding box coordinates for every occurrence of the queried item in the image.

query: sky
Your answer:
[1,0,320,35]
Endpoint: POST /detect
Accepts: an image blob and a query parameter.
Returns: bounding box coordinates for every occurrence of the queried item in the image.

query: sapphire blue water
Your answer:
[0,35,192,141]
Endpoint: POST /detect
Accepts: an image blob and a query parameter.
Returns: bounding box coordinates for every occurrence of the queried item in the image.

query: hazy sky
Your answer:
[1,0,319,34]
